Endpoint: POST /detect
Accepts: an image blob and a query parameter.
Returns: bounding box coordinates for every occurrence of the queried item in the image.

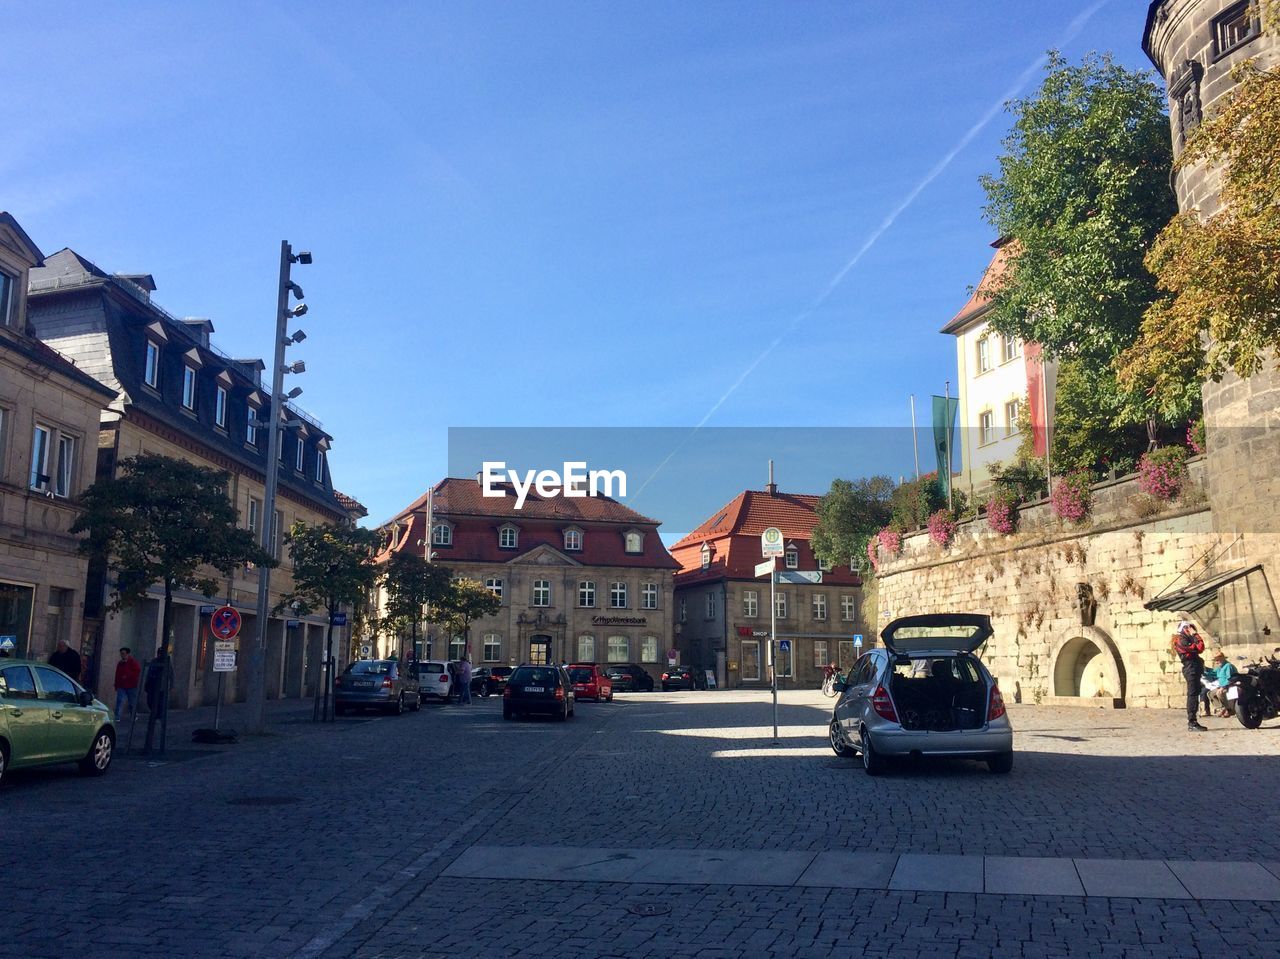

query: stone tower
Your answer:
[1144,1,1280,640]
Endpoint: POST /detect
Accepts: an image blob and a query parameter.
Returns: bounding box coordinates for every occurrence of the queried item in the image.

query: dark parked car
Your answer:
[568,663,613,702]
[503,665,576,721]
[335,660,421,715]
[485,665,514,694]
[661,664,700,691]
[604,663,654,692]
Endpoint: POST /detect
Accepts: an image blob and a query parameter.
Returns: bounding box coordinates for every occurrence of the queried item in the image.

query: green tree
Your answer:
[810,476,894,575]
[381,552,453,658]
[1118,5,1280,411]
[281,521,381,721]
[72,454,270,751]
[889,477,947,530]
[436,578,501,658]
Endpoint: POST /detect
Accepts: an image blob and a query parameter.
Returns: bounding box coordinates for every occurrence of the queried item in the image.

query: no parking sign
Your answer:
[210,605,242,640]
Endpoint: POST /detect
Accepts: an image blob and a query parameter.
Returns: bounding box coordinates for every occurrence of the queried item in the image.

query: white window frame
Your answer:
[624,530,643,553]
[813,640,829,669]
[246,406,259,447]
[563,528,582,551]
[295,439,305,472]
[577,635,595,663]
[775,591,787,619]
[607,636,629,664]
[1005,400,1020,437]
[432,523,452,546]
[181,365,197,410]
[144,340,160,388]
[785,548,798,570]
[812,593,827,622]
[741,640,761,682]
[841,594,856,622]
[578,581,596,608]
[641,583,658,610]
[532,580,550,607]
[449,636,466,661]
[0,269,14,327]
[743,590,758,618]
[54,432,76,498]
[29,424,52,491]
[498,525,518,549]
[700,543,711,569]
[979,410,995,445]
[1002,334,1019,363]
[482,633,501,662]
[248,497,261,536]
[485,577,504,600]
[640,636,658,663]
[315,449,325,483]
[215,385,228,429]
[610,582,627,609]
[976,337,990,374]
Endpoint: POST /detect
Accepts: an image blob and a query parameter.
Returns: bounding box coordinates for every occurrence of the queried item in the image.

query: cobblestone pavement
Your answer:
[2,690,1278,958]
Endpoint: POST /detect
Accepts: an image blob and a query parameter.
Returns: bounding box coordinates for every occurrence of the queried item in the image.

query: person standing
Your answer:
[1172,621,1207,731]
[114,647,142,722]
[458,654,473,705]
[48,640,82,681]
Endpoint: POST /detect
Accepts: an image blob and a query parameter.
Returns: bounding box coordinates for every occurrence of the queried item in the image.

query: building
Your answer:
[941,238,1055,499]
[0,214,116,668]
[377,477,678,681]
[670,480,866,689]
[27,248,349,706]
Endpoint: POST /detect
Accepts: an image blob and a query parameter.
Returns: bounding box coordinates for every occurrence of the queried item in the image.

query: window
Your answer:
[976,336,990,373]
[624,531,643,553]
[817,555,831,571]
[678,596,686,623]
[813,640,829,669]
[979,410,995,445]
[705,592,717,620]
[610,582,627,608]
[741,641,761,682]
[641,636,658,663]
[776,642,793,678]
[700,543,711,569]
[246,406,258,446]
[449,636,466,661]
[498,525,518,549]
[563,528,582,551]
[578,581,595,607]
[144,341,160,388]
[0,408,6,473]
[775,591,787,619]
[54,433,76,498]
[182,366,197,410]
[0,665,37,699]
[295,439,305,472]
[1002,334,1019,363]
[532,580,550,607]
[812,593,827,621]
[841,594,856,622]
[432,523,452,546]
[785,548,798,569]
[247,497,261,536]
[483,633,501,662]
[1214,1,1260,57]
[485,577,504,599]
[315,450,325,483]
[743,590,758,618]
[0,270,13,326]
[607,636,629,663]
[29,424,51,491]
[641,583,658,610]
[1005,400,1020,437]
[35,666,78,703]
[215,386,228,428]
[577,635,595,662]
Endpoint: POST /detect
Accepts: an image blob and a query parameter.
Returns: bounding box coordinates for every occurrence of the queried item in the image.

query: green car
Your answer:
[0,659,116,785]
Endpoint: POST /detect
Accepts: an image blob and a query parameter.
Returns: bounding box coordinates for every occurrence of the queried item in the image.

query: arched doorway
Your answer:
[1051,628,1125,701]
[528,634,552,665]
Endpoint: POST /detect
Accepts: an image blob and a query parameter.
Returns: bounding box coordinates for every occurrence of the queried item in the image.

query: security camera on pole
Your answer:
[757,526,785,744]
[245,241,310,734]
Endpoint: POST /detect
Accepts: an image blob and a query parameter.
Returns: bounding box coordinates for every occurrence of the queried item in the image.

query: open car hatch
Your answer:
[880,613,993,656]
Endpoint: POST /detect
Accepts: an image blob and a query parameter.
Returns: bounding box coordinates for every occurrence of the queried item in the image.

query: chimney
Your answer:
[766,459,777,497]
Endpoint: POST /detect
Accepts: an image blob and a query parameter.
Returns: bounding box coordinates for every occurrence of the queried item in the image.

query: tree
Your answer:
[281,521,381,721]
[810,476,894,575]
[1117,8,1280,411]
[72,454,270,751]
[435,578,501,658]
[889,477,947,531]
[381,552,453,659]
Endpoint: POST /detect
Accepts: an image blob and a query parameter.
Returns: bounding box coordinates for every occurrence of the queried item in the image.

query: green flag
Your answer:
[932,395,959,499]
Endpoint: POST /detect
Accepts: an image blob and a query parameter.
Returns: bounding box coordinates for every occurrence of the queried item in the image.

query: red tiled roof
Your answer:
[940,238,1019,335]
[334,490,367,516]
[670,489,859,586]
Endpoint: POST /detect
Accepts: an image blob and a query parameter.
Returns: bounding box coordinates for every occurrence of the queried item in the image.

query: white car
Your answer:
[412,660,455,703]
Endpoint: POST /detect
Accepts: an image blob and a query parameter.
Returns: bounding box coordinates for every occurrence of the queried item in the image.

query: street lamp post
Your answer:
[245,240,309,734]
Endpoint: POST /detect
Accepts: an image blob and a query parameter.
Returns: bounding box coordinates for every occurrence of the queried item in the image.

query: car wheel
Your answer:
[557,702,568,722]
[78,728,115,777]
[392,693,405,716]
[860,728,884,777]
[988,751,1014,774]
[411,693,422,712]
[0,742,8,786]
[829,719,856,757]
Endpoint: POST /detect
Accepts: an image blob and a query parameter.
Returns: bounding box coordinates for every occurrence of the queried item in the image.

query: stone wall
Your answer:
[875,462,1280,709]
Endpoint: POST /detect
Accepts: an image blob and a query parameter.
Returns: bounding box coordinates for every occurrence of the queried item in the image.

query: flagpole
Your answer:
[909,394,921,483]
[1041,359,1052,498]
[944,380,953,512]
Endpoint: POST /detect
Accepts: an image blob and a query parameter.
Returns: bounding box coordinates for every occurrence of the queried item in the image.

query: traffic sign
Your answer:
[779,639,791,652]
[776,570,822,584]
[359,643,372,658]
[854,634,864,648]
[210,605,242,640]
[0,636,15,652]
[330,612,347,627]
[760,527,784,558]
[754,558,776,578]
[286,619,301,628]
[212,641,237,672]
[199,604,217,615]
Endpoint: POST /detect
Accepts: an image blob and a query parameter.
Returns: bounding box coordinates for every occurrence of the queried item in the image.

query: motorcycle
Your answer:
[1229,648,1280,729]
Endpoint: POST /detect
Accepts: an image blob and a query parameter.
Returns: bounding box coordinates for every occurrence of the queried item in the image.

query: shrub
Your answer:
[1137,445,1188,500]
[986,488,1020,535]
[865,536,880,572]
[1050,470,1092,522]
[1187,419,1206,456]
[927,509,958,548]
[877,527,902,556]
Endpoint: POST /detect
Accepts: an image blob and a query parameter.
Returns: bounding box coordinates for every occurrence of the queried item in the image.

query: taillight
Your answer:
[988,684,1006,721]
[382,677,393,688]
[871,685,898,722]
[554,687,565,700]
[439,674,449,683]
[661,673,670,680]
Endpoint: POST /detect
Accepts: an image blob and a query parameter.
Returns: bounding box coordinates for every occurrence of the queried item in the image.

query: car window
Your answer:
[35,666,79,703]
[420,663,445,674]
[0,665,37,699]
[568,667,594,682]
[513,667,557,685]
[349,661,391,675]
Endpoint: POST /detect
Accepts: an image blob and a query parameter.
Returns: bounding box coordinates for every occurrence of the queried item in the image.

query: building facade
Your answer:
[0,214,115,670]
[378,478,677,682]
[671,483,866,690]
[27,248,350,706]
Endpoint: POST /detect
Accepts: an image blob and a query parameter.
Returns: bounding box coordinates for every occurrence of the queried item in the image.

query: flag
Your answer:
[932,395,959,499]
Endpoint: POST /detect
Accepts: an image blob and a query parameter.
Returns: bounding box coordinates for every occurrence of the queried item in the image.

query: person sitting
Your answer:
[1202,650,1239,717]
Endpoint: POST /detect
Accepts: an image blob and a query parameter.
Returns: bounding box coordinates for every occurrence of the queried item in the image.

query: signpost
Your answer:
[210,605,242,641]
[760,527,784,558]
[330,612,347,627]
[756,554,779,744]
[0,637,14,654]
[213,642,237,672]
[208,606,242,732]
[776,570,822,585]
[854,634,864,649]
[360,643,372,659]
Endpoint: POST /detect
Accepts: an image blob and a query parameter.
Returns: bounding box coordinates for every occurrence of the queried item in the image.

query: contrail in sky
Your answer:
[632,0,1109,502]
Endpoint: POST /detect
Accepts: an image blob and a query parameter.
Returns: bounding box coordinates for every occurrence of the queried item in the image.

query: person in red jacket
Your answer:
[1171,621,1207,732]
[114,647,142,722]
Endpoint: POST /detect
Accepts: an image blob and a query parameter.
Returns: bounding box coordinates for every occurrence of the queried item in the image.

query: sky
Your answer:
[3,1,1161,537]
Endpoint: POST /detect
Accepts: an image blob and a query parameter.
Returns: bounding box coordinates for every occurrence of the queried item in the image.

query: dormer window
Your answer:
[785,546,799,569]
[563,528,582,551]
[181,366,197,410]
[315,449,325,483]
[295,439,305,472]
[246,404,258,447]
[0,269,15,326]
[700,543,711,570]
[498,524,519,549]
[624,530,643,554]
[215,385,228,428]
[432,523,453,547]
[144,341,160,388]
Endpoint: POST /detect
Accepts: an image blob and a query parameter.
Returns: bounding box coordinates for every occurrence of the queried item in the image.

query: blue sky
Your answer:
[4,1,1158,530]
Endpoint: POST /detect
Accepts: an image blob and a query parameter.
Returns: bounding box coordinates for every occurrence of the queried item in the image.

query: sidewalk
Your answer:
[114,695,333,757]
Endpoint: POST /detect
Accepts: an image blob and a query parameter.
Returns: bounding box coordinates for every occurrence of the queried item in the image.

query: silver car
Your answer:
[829,613,1013,775]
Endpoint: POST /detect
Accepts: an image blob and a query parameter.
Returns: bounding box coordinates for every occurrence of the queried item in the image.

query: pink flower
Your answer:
[1138,447,1187,500]
[986,492,1018,535]
[927,509,958,548]
[877,527,902,555]
[1050,471,1091,522]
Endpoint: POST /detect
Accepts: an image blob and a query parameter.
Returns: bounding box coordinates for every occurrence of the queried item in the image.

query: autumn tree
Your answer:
[810,476,894,575]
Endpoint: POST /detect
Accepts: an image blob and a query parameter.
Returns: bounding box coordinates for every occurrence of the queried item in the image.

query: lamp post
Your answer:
[244,240,309,734]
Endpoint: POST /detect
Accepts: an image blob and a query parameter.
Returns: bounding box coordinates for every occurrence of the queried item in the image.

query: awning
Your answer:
[1144,565,1264,613]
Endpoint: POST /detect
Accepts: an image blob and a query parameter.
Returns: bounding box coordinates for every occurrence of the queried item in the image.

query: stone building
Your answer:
[1144,0,1280,645]
[0,213,115,668]
[377,477,677,683]
[26,248,349,706]
[670,482,866,690]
